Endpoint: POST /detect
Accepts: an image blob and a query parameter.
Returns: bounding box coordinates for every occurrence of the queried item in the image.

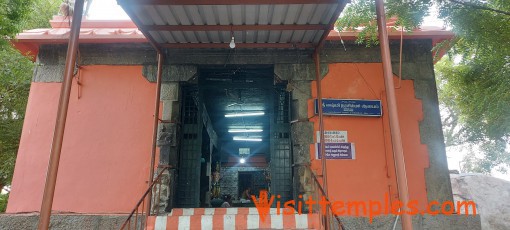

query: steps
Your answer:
[146,208,320,230]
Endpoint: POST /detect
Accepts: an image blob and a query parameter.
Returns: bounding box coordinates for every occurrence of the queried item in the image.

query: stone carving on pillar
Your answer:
[158,124,176,147]
[150,168,173,214]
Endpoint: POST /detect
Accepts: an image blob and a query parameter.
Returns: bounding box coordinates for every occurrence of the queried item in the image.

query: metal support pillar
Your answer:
[37,0,85,229]
[313,50,328,195]
[314,50,329,229]
[375,0,413,229]
[146,53,164,216]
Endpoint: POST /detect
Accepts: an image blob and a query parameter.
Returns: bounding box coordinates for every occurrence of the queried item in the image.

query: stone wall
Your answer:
[339,214,481,230]
[0,214,128,230]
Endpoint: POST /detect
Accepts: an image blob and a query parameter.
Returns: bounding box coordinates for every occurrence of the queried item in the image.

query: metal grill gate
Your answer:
[270,85,293,203]
[176,86,202,207]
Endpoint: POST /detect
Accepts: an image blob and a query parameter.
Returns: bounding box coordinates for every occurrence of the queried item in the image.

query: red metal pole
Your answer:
[375,0,413,229]
[37,1,85,229]
[146,53,164,216]
[314,50,329,229]
[314,50,328,194]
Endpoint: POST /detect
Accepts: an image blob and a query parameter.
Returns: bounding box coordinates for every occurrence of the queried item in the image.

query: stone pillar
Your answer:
[274,63,328,212]
[143,64,197,212]
[156,82,180,212]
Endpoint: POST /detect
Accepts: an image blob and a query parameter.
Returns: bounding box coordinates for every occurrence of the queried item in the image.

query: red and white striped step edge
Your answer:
[146,208,320,229]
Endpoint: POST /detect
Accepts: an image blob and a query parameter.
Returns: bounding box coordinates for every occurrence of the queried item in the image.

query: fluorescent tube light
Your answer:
[228,129,263,133]
[233,136,262,142]
[225,112,265,117]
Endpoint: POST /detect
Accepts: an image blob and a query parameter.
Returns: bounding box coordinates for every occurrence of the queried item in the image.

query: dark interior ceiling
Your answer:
[200,66,274,158]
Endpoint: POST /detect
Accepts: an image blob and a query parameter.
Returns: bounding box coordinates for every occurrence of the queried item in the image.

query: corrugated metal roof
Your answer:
[136,4,337,44]
[120,2,343,49]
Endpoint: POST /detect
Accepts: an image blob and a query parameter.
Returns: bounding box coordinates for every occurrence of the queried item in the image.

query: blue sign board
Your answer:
[314,99,382,117]
[316,143,356,160]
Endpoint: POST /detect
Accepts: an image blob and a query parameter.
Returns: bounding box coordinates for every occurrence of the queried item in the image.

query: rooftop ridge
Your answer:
[50,15,137,29]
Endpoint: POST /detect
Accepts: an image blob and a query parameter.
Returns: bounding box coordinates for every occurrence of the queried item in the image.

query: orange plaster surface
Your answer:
[309,63,429,212]
[7,66,155,213]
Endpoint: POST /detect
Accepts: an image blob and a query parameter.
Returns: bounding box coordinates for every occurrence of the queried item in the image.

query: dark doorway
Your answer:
[238,172,253,199]
[238,171,269,199]
[175,65,293,208]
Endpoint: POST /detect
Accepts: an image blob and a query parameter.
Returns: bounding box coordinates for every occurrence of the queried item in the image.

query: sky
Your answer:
[87,0,445,27]
[447,144,510,181]
[87,0,130,20]
[86,0,509,182]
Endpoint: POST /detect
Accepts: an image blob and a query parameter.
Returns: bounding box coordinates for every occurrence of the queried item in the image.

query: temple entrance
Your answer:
[175,65,292,208]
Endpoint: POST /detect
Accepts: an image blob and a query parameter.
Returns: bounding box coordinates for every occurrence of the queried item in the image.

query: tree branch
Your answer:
[448,0,510,16]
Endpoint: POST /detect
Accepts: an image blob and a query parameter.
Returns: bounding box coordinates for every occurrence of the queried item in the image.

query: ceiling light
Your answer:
[228,129,263,133]
[229,36,236,49]
[225,111,264,117]
[233,136,262,142]
[240,158,246,164]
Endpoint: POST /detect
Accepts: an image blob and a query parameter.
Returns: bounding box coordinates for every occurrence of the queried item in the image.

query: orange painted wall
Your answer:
[6,65,155,213]
[309,63,430,212]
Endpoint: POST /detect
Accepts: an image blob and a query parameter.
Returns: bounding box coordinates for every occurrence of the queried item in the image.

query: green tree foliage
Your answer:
[337,0,432,45]
[0,193,8,212]
[0,45,33,191]
[0,0,32,192]
[0,0,31,42]
[22,0,61,29]
[0,0,60,212]
[337,0,510,174]
[435,0,509,174]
